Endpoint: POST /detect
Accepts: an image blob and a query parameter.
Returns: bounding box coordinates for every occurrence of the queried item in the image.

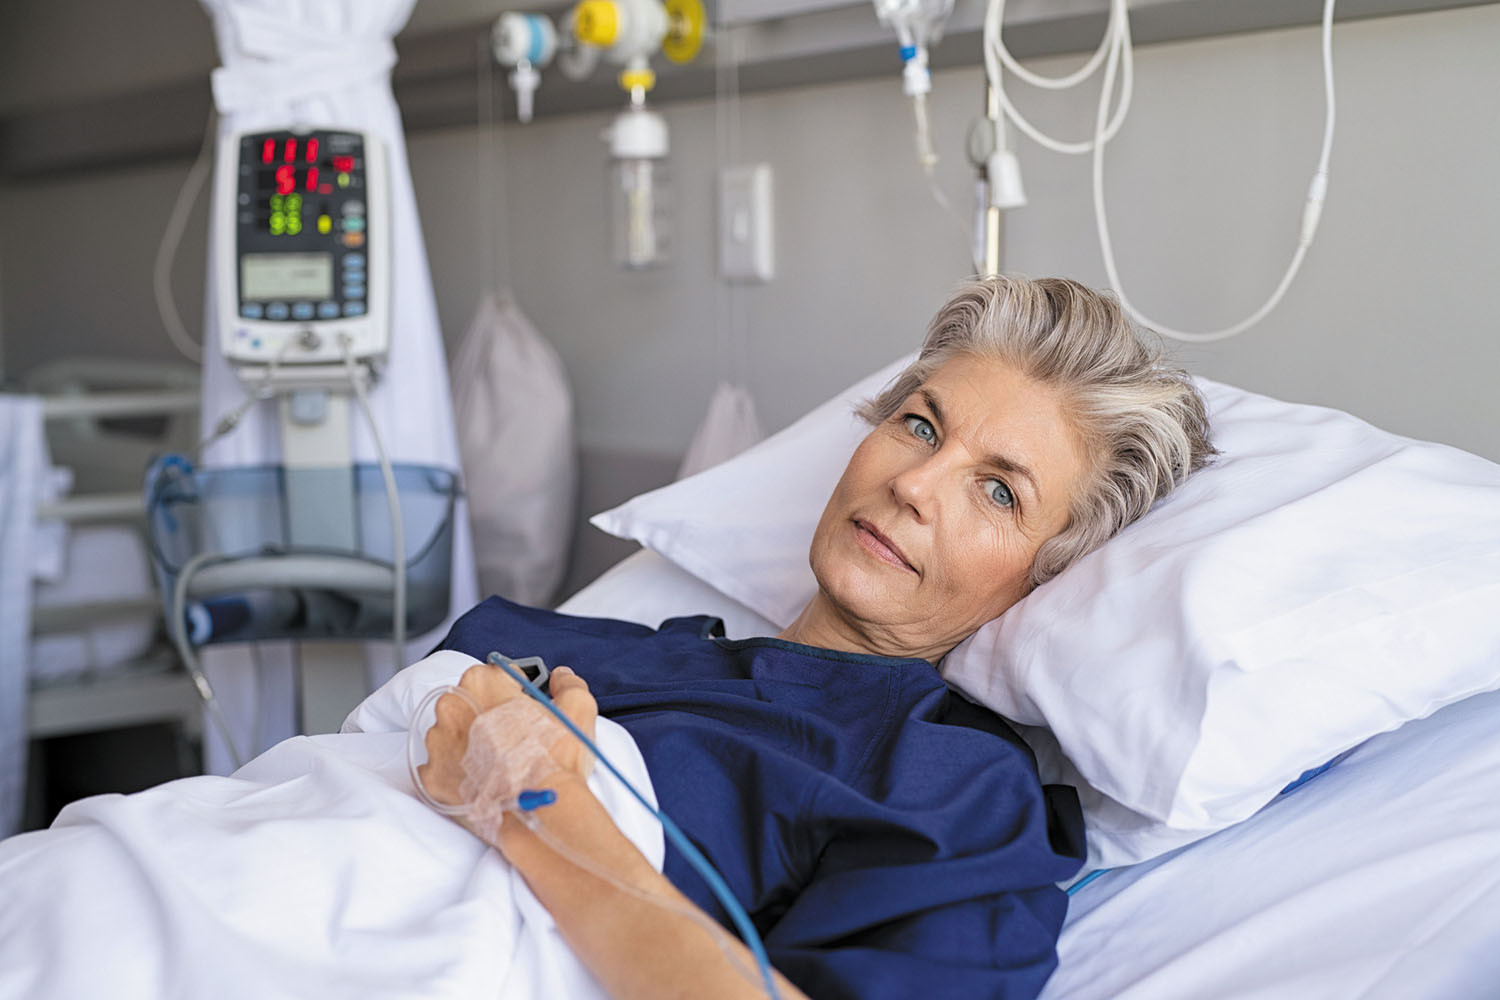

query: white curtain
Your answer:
[196,0,477,773]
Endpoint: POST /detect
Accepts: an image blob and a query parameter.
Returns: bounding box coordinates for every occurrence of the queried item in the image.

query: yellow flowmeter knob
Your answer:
[573,0,620,47]
[662,0,705,65]
[619,66,656,92]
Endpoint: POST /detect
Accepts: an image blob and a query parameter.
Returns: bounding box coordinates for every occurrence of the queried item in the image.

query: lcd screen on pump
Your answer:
[241,253,334,301]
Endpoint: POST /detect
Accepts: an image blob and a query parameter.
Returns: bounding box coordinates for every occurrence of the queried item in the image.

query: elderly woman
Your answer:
[420,275,1214,1000]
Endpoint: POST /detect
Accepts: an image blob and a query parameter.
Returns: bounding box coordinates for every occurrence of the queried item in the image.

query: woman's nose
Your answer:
[889,455,944,520]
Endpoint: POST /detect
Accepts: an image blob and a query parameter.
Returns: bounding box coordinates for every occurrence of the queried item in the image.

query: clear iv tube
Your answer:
[523,813,768,990]
[341,339,406,669]
[405,682,769,991]
[487,655,782,999]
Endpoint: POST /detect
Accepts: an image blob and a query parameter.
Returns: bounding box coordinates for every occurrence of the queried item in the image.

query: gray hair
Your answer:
[860,275,1215,590]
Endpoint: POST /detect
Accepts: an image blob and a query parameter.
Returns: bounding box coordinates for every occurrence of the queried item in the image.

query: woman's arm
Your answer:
[419,663,808,1000]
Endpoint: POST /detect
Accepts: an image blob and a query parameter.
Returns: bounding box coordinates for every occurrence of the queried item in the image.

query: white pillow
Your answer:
[592,358,1500,867]
[558,549,780,641]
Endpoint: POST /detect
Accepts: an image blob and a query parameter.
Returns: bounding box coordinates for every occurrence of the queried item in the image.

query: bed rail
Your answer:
[27,371,202,743]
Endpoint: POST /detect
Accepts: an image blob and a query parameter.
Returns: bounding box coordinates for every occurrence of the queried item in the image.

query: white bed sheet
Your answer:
[0,650,664,1000]
[1048,684,1500,999]
[560,549,1500,999]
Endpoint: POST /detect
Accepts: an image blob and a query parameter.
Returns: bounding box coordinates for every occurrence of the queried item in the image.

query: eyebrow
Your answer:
[919,387,1044,506]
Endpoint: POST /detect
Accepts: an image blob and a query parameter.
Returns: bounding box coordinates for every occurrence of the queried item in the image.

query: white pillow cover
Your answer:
[592,357,1500,867]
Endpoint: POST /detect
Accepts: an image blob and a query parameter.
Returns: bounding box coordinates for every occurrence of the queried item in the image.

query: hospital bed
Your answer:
[22,361,203,791]
[564,550,1500,999]
[0,358,1497,999]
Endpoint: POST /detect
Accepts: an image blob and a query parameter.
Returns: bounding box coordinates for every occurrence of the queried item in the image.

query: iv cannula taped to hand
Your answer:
[407,652,785,998]
[407,680,559,826]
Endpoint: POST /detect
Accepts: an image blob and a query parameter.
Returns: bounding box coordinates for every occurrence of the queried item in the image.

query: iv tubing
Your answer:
[1092,0,1336,342]
[168,551,248,769]
[523,809,767,989]
[342,339,407,670]
[406,683,767,989]
[487,654,782,999]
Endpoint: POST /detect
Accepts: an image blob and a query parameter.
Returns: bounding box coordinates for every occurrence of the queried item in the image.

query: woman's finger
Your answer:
[549,667,596,723]
[432,688,478,734]
[548,666,598,776]
[457,662,521,707]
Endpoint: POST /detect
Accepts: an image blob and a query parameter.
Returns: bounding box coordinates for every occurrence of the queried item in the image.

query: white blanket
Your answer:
[0,651,664,1000]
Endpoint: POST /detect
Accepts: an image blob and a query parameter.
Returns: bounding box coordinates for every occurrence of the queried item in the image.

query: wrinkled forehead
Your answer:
[914,357,1090,527]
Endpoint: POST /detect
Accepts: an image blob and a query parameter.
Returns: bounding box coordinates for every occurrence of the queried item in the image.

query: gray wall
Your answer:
[408,3,1500,461]
[2,3,1497,472]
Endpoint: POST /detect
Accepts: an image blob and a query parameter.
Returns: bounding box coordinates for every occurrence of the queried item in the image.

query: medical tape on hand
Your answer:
[457,699,568,843]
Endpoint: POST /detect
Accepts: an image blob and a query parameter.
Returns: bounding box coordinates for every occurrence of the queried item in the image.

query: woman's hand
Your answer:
[419,659,809,1000]
[417,661,598,844]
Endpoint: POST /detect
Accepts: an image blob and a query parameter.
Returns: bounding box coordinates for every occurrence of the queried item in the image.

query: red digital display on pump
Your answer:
[242,129,364,240]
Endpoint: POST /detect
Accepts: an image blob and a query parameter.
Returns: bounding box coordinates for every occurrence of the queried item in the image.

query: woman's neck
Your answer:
[777,592,946,665]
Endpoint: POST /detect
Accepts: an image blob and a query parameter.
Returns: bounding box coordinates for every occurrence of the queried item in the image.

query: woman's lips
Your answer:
[854,520,916,573]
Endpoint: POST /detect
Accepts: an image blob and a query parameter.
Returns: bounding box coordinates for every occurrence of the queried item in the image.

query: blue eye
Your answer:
[986,479,1015,508]
[903,415,937,444]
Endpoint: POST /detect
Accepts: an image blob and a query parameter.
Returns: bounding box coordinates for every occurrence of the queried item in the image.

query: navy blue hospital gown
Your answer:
[439,597,1084,1000]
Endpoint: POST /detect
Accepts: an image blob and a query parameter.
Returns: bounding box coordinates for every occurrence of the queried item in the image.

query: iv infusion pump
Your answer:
[215,127,390,367]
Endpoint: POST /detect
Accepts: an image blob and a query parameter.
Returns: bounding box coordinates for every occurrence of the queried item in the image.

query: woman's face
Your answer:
[807,354,1088,661]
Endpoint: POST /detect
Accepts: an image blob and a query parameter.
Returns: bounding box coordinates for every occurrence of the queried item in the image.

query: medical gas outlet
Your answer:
[572,0,704,86]
[491,0,703,270]
[491,13,557,123]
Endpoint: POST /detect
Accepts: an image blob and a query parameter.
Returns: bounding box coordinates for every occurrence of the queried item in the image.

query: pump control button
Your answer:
[240,303,264,319]
[266,302,290,320]
[343,201,365,216]
[344,302,366,317]
[318,301,340,318]
[292,303,315,320]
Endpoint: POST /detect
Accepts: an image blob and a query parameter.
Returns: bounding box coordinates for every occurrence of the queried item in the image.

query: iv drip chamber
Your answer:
[605,106,670,269]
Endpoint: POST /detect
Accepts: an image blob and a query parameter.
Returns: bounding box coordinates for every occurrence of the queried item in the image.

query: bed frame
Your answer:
[25,365,203,777]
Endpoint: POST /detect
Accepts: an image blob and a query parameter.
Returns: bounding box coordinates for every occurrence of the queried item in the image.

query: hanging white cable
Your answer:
[990,0,1113,91]
[1093,0,1337,343]
[983,0,1134,156]
[154,114,219,364]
